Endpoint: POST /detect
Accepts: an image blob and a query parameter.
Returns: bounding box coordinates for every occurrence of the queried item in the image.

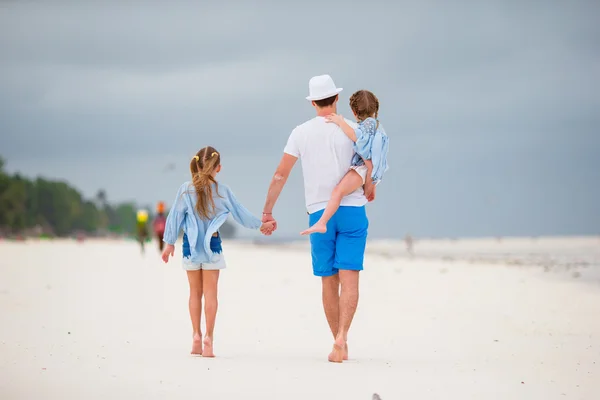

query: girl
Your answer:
[161,146,275,357]
[301,90,389,235]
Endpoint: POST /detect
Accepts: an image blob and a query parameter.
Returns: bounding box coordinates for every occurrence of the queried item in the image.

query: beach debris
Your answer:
[404,234,414,255]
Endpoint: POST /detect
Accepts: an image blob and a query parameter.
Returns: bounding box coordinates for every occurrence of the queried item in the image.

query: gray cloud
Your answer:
[1,0,599,238]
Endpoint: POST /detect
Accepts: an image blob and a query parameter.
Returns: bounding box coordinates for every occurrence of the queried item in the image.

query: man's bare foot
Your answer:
[191,334,202,355]
[203,336,215,357]
[343,343,348,360]
[300,222,327,236]
[328,337,346,363]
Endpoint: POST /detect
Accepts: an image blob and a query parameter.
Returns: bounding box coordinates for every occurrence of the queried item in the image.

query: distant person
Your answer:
[136,209,149,253]
[301,89,389,235]
[161,146,275,357]
[262,74,377,362]
[153,201,167,252]
[405,234,414,256]
[76,232,86,243]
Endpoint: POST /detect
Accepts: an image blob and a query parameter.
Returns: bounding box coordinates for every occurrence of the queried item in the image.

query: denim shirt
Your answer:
[350,117,389,184]
[163,181,262,263]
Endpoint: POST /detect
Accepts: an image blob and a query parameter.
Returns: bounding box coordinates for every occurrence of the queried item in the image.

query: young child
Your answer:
[301,90,389,235]
[161,146,275,357]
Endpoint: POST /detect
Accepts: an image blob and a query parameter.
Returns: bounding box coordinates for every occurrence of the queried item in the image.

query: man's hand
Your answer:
[260,220,276,235]
[324,113,345,126]
[161,243,175,263]
[261,213,277,235]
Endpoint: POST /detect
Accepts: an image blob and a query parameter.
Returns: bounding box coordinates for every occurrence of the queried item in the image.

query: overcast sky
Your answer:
[1,1,599,239]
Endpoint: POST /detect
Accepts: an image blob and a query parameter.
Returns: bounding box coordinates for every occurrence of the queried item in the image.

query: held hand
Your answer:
[262,213,277,233]
[161,243,175,263]
[324,113,344,126]
[260,221,276,235]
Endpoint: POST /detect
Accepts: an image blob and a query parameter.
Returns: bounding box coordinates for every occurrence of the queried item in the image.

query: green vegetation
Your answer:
[0,156,145,238]
[0,156,237,239]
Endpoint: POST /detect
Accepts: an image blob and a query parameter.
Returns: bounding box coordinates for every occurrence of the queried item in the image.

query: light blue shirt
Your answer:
[163,181,262,263]
[351,117,390,184]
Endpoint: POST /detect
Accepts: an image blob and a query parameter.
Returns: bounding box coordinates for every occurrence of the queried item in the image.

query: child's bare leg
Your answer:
[201,269,220,357]
[301,170,363,235]
[186,270,203,355]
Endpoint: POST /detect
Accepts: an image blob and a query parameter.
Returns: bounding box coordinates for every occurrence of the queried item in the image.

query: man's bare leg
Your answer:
[329,270,359,363]
[323,274,348,359]
[301,171,363,235]
[202,270,220,357]
[322,274,350,361]
[186,270,203,355]
[321,274,340,337]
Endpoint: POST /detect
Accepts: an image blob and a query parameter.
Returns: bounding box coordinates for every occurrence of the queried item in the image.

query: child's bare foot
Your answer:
[327,337,346,363]
[191,333,202,355]
[203,336,215,357]
[300,222,327,236]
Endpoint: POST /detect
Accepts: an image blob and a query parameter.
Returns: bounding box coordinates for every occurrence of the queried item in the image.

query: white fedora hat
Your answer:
[306,74,343,101]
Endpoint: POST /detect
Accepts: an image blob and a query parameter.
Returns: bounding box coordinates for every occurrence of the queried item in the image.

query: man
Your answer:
[262,74,373,363]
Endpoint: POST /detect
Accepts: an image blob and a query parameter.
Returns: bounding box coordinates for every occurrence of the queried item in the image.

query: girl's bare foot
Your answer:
[191,333,202,355]
[328,337,346,363]
[300,222,327,236]
[203,336,215,357]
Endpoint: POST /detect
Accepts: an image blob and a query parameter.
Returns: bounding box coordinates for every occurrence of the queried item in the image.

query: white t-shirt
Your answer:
[283,116,368,214]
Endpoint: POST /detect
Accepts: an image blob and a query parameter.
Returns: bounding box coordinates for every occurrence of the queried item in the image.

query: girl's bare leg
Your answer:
[201,269,220,357]
[301,170,363,235]
[186,270,203,355]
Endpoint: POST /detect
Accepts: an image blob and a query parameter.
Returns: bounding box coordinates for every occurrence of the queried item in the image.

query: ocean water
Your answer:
[364,236,600,283]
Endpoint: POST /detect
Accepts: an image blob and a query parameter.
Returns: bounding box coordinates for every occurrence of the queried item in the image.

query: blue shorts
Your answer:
[182,232,222,258]
[308,206,369,277]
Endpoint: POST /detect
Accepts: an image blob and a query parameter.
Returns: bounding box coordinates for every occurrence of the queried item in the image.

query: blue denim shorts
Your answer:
[182,232,225,271]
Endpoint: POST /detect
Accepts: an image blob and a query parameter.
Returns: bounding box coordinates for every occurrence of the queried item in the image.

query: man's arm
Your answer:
[262,153,297,217]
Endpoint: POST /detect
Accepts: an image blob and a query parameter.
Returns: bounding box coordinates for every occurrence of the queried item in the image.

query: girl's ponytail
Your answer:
[189,147,221,220]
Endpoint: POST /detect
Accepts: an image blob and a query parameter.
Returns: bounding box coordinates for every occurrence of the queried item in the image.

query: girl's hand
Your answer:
[261,213,277,234]
[260,221,276,236]
[325,113,344,126]
[161,244,175,263]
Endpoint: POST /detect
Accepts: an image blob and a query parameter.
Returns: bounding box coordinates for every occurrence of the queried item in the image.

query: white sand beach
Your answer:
[0,237,599,399]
